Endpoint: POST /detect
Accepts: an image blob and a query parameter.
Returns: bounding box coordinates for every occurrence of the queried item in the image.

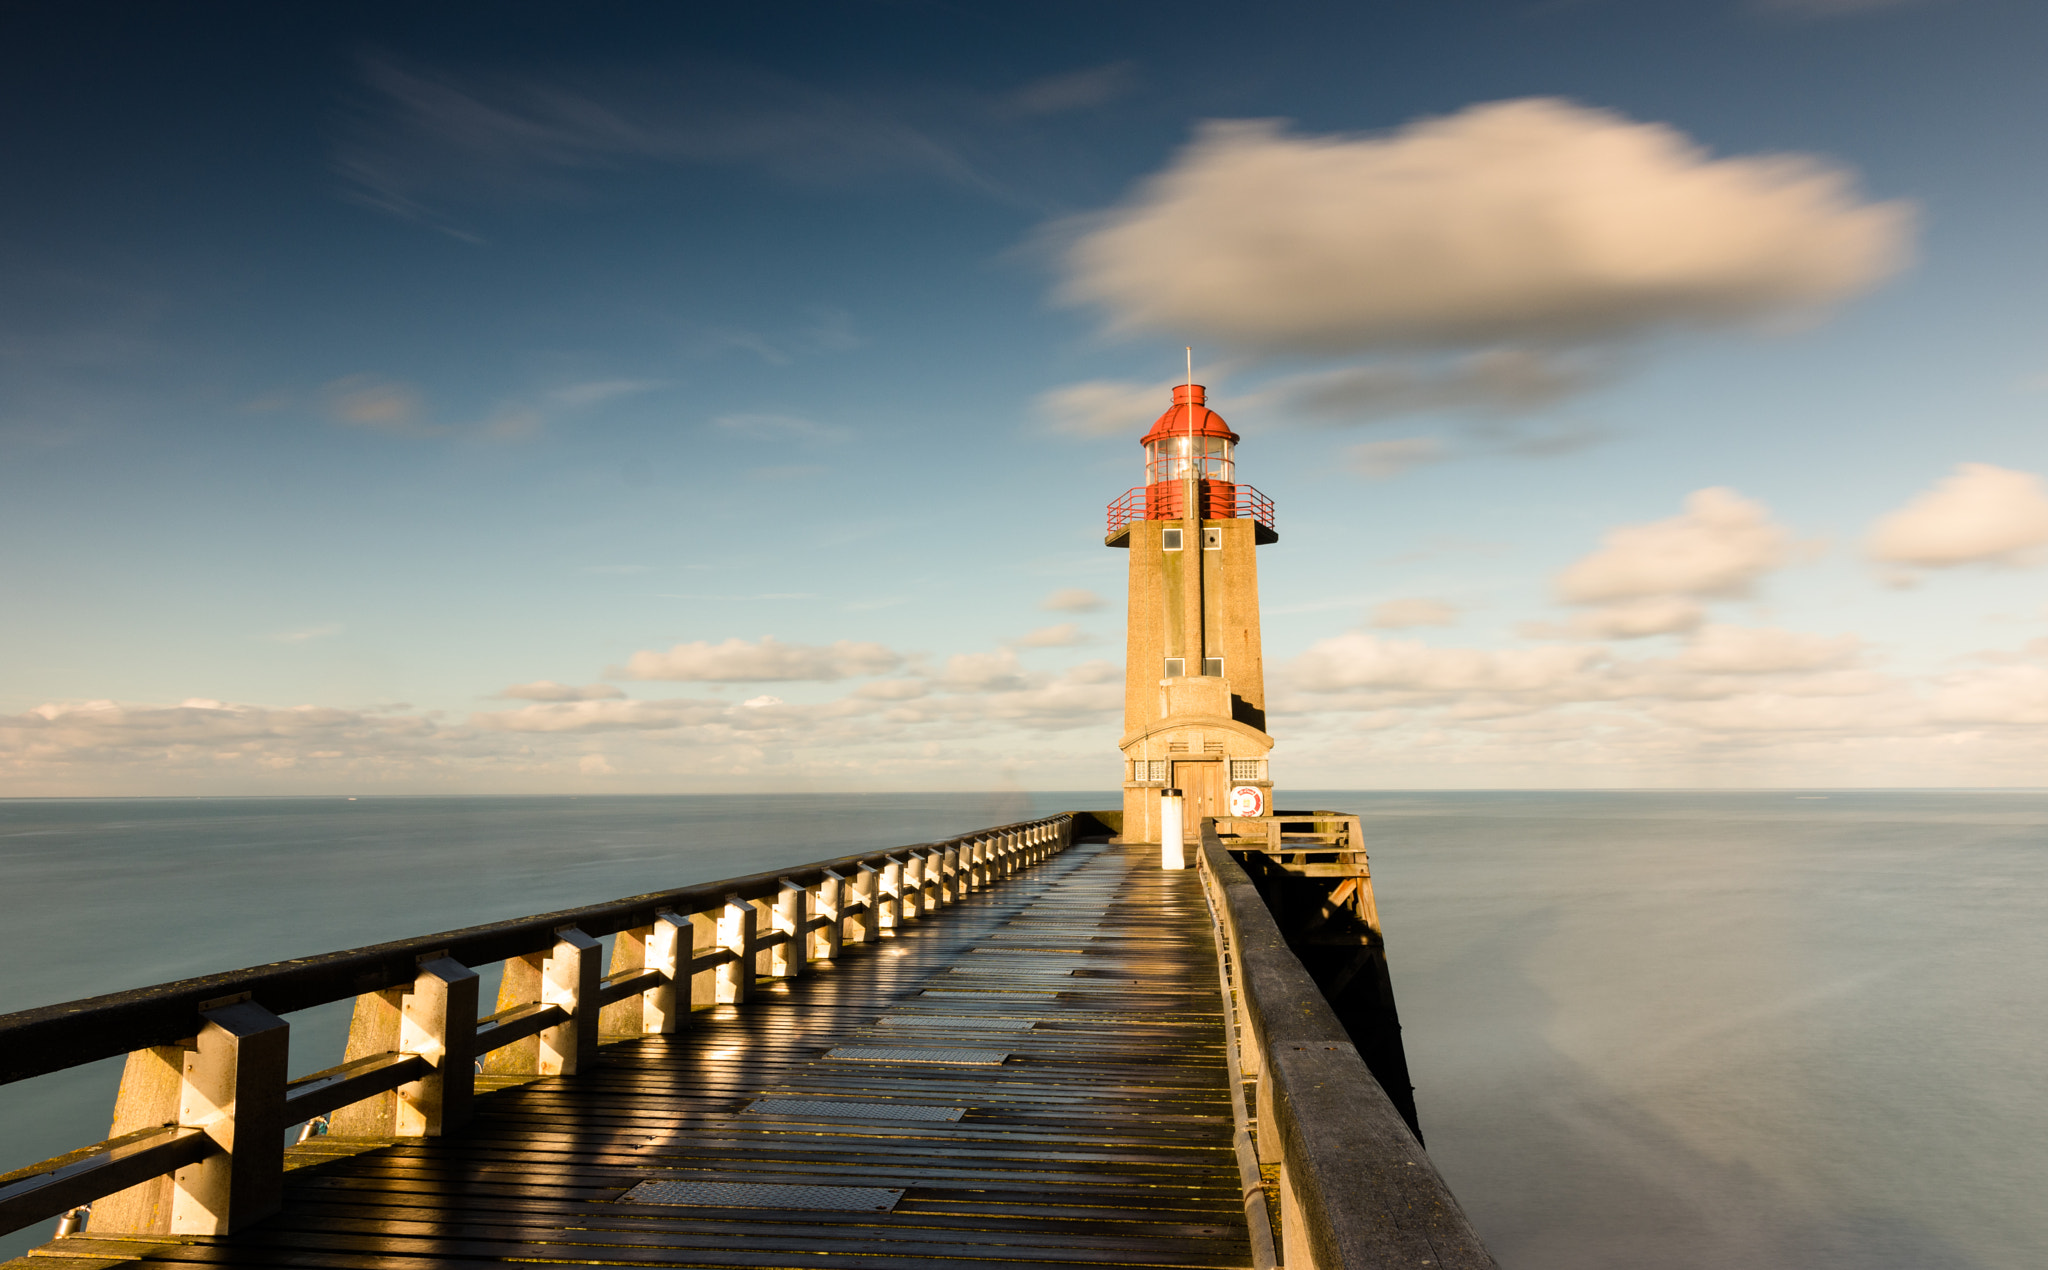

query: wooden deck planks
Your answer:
[32,842,1253,1270]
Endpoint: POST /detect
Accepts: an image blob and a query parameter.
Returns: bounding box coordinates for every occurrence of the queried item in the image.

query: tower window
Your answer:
[1203,657,1224,677]
[1230,758,1267,782]
[1203,528,1222,550]
[1162,528,1183,551]
[1148,759,1168,782]
[1163,657,1185,677]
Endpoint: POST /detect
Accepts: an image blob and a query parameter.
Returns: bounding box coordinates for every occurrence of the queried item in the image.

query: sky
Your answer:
[3,0,2047,795]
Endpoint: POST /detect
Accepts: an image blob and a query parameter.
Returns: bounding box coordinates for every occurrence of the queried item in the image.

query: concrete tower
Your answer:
[1106,383,1277,843]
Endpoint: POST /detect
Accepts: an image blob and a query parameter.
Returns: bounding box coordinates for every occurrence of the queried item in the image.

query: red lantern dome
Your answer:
[1106,385,1275,544]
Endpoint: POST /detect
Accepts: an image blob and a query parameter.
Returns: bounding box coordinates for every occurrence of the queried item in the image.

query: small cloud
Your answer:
[692,329,790,365]
[1004,62,1139,117]
[1273,349,1612,422]
[1557,488,1794,603]
[1010,622,1092,648]
[477,406,542,442]
[613,635,902,682]
[272,624,342,644]
[1348,437,1444,480]
[1750,0,1924,16]
[548,379,667,409]
[1037,379,1173,438]
[321,375,426,432]
[1677,625,1860,674]
[496,681,626,702]
[747,464,828,481]
[801,306,863,351]
[1042,588,1106,613]
[854,679,929,701]
[1524,597,1706,640]
[577,753,616,775]
[1369,598,1459,629]
[715,413,846,443]
[1867,463,2048,573]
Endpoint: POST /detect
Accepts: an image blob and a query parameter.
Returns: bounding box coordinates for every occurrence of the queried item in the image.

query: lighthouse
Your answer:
[1106,381,1277,846]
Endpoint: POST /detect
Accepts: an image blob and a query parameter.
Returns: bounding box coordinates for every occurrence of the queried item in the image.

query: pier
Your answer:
[0,815,1493,1270]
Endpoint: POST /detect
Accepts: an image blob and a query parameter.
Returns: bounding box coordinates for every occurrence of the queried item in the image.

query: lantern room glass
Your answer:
[1145,435,1234,484]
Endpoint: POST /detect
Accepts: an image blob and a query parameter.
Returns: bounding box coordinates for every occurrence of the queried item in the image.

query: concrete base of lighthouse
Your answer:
[1117,675,1273,844]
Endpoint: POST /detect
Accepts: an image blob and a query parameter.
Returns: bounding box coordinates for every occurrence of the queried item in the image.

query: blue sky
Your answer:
[4,0,2047,794]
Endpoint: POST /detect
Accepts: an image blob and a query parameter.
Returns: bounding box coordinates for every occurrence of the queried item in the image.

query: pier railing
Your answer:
[0,815,1073,1242]
[1198,820,1497,1270]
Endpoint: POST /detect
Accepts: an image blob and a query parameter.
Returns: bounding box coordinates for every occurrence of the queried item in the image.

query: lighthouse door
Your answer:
[1174,761,1227,828]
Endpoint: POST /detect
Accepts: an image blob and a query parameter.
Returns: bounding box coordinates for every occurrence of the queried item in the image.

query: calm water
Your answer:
[3,791,2044,1268]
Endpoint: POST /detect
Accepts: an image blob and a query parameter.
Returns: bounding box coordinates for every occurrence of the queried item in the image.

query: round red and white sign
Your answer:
[1228,785,1266,817]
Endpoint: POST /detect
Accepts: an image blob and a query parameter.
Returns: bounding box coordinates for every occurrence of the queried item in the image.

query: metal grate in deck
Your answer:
[620,1180,904,1211]
[822,1045,1010,1065]
[744,1098,967,1122]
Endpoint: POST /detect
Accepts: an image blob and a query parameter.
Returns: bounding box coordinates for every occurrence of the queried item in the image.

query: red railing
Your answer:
[1107,481,1275,537]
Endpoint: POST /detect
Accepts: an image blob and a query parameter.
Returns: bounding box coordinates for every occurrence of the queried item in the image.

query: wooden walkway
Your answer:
[38,841,1253,1270]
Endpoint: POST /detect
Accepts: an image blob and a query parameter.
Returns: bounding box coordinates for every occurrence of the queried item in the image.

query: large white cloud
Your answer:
[1556,488,1794,603]
[1058,100,1911,353]
[613,636,902,682]
[1867,463,2048,570]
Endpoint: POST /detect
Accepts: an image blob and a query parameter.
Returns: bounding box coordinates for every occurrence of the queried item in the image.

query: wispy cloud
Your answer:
[548,378,667,408]
[1001,62,1139,118]
[715,413,848,443]
[1348,438,1445,480]
[332,53,1034,231]
[271,624,342,644]
[320,374,430,434]
[1041,588,1106,613]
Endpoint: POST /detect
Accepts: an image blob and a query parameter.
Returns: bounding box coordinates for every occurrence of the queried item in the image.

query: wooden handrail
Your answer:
[0,815,1062,1085]
[0,814,1073,1241]
[1197,825,1496,1270]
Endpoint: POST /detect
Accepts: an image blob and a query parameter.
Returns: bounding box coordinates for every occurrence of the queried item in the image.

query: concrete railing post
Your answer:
[396,956,478,1136]
[878,857,903,931]
[852,864,880,943]
[901,854,924,921]
[813,871,846,962]
[539,927,600,1076]
[643,910,692,1033]
[169,999,288,1236]
[715,897,755,1004]
[771,880,806,979]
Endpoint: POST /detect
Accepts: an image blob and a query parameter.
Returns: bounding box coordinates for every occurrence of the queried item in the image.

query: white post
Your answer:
[852,863,880,943]
[644,910,691,1033]
[540,927,601,1075]
[716,897,755,1003]
[397,956,479,1135]
[813,871,846,961]
[170,998,289,1235]
[900,853,924,921]
[771,880,806,978]
[879,856,903,931]
[1160,789,1187,870]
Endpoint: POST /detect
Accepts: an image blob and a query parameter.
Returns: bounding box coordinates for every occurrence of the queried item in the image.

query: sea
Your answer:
[2,791,2043,1268]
